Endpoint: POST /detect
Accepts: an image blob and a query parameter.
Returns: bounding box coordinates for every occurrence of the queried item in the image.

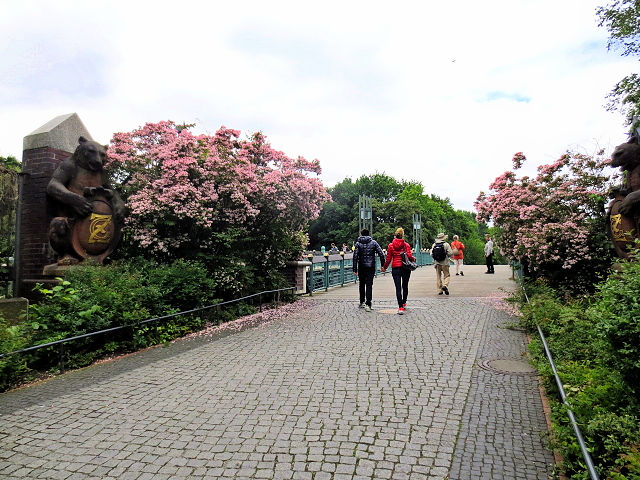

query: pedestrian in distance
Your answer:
[353,229,385,312]
[381,227,416,315]
[329,243,339,254]
[484,234,495,274]
[341,243,349,253]
[450,235,465,276]
[430,233,454,295]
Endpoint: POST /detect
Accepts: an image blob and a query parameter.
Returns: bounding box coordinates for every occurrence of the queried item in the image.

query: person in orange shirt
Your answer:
[451,235,465,276]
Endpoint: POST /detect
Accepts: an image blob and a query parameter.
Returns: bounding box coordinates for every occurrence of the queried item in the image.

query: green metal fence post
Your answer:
[324,252,329,291]
[307,253,314,295]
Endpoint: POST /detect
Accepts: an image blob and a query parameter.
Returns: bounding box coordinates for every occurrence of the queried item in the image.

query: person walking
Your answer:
[450,235,465,276]
[353,229,385,312]
[381,227,416,315]
[430,233,454,295]
[484,234,495,274]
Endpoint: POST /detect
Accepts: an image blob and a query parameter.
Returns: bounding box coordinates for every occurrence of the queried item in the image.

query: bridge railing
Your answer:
[306,250,434,293]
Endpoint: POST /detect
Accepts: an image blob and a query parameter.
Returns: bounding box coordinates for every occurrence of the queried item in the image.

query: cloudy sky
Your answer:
[0,0,636,212]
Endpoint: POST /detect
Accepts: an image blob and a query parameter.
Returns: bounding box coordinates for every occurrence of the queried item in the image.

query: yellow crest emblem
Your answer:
[88,213,112,244]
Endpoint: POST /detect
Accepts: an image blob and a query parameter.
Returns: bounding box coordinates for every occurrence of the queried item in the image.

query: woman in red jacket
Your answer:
[451,234,465,276]
[381,227,416,315]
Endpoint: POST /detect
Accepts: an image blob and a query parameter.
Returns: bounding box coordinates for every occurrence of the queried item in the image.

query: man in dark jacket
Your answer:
[353,229,385,311]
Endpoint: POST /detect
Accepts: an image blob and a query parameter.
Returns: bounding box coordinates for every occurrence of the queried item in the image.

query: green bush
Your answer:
[512,260,640,479]
[0,314,30,391]
[518,279,564,331]
[588,260,640,399]
[0,259,226,390]
[586,413,640,478]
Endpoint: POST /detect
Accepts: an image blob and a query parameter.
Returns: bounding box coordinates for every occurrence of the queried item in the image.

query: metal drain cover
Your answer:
[478,358,537,375]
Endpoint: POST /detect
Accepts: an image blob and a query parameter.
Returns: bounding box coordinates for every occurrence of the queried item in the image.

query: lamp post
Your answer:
[413,213,422,253]
[358,195,373,234]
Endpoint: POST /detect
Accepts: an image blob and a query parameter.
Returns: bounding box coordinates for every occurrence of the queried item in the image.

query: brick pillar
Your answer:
[15,147,71,296]
[284,260,312,294]
[15,114,93,298]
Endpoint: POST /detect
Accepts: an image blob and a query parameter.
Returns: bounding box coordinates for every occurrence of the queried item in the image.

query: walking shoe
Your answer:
[397,307,405,315]
[442,286,449,295]
[455,273,459,276]
[364,305,372,312]
[438,290,444,295]
[460,271,464,276]
[402,303,406,309]
[359,303,365,308]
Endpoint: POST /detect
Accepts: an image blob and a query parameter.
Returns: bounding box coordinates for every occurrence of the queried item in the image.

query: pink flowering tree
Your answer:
[106,121,330,293]
[475,151,619,292]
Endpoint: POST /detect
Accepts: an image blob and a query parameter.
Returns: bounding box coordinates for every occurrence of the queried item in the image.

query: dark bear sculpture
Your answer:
[46,136,125,266]
[607,134,640,259]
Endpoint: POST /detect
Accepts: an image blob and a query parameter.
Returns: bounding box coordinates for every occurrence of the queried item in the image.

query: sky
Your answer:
[0,0,637,212]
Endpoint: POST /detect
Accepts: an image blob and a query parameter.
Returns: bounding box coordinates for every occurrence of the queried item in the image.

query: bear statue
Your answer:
[45,136,125,268]
[607,134,640,260]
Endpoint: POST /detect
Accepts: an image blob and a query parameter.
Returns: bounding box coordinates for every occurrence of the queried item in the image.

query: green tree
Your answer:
[0,156,20,260]
[309,174,488,263]
[597,0,640,127]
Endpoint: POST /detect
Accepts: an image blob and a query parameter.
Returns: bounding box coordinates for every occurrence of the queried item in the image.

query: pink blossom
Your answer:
[475,150,620,277]
[106,121,331,260]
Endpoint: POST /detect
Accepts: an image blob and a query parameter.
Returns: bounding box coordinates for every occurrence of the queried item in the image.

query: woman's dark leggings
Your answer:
[391,267,411,307]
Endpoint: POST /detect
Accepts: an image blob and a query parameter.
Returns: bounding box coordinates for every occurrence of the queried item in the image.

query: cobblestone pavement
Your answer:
[0,268,554,479]
[447,299,554,480]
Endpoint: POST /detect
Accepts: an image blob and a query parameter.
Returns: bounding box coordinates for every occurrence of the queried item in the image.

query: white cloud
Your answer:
[0,0,636,212]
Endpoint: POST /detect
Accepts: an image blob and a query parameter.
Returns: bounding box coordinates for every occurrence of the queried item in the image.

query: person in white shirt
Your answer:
[484,234,495,274]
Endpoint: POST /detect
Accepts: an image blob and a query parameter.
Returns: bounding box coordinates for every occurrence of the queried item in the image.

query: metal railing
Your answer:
[0,287,296,369]
[306,251,434,293]
[514,269,600,480]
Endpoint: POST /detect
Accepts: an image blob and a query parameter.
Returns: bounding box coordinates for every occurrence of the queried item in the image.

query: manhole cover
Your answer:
[477,358,537,375]
[378,308,399,314]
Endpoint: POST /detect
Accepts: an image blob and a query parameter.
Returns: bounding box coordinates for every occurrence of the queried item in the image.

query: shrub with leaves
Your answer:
[19,259,221,380]
[106,121,331,293]
[0,313,30,391]
[476,150,618,293]
[513,259,640,479]
[589,258,640,399]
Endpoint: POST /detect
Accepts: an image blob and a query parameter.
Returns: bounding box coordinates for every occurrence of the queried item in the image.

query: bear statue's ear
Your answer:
[630,134,640,145]
[78,136,88,144]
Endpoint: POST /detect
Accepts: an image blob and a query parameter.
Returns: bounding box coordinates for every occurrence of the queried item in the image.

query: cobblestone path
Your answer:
[0,278,554,479]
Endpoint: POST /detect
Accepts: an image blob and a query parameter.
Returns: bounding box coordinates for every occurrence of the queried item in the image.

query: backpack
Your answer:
[432,242,447,262]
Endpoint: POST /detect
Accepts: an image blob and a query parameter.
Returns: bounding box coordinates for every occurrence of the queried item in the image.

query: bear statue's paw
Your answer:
[57,255,80,266]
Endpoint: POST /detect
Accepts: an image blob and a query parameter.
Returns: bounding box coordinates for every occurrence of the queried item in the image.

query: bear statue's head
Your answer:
[73,136,108,172]
[611,134,640,170]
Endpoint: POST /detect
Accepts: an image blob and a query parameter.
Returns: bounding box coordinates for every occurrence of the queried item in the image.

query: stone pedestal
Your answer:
[285,260,312,294]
